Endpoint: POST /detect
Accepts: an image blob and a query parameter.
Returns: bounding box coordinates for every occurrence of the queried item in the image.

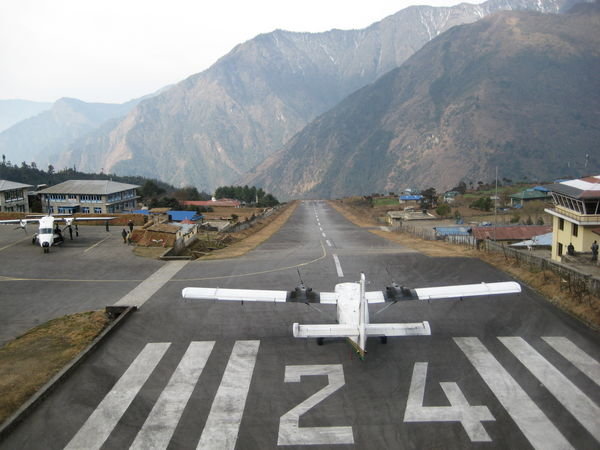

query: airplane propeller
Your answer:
[14,219,28,234]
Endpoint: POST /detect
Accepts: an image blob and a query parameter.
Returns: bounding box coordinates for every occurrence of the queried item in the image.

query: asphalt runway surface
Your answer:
[1,201,599,449]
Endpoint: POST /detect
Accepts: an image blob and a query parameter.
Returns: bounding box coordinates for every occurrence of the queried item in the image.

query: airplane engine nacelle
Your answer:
[385,283,417,301]
[288,285,318,303]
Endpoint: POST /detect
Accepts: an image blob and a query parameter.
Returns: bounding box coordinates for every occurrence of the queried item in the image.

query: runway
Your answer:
[0,201,598,449]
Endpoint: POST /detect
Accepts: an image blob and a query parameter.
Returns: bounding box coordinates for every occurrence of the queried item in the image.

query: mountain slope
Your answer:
[0,97,141,167]
[60,0,573,190]
[244,5,600,199]
[0,100,52,133]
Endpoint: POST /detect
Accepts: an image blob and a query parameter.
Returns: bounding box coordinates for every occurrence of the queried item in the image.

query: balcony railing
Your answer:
[545,205,600,225]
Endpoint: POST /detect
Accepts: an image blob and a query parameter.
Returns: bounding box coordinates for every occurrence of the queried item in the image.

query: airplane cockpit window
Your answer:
[40,228,53,234]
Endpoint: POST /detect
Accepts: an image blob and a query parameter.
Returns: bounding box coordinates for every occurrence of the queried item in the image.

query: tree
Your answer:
[470,197,493,211]
[435,203,451,217]
[47,164,54,175]
[420,187,437,209]
[140,180,165,199]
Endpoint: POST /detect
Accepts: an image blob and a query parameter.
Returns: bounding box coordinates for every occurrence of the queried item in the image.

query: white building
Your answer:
[0,179,32,213]
[38,180,140,214]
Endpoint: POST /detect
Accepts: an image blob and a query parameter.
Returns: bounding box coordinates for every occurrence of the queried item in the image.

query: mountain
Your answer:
[0,100,52,132]
[243,4,600,199]
[0,96,145,168]
[57,0,575,191]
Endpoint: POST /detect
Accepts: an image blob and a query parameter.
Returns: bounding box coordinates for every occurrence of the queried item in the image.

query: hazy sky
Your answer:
[0,0,484,104]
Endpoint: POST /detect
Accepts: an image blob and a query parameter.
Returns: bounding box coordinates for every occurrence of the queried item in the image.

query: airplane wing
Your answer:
[0,218,41,225]
[54,216,116,223]
[182,287,288,302]
[414,281,521,300]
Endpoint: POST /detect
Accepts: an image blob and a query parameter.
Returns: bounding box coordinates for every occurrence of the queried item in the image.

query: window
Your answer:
[558,242,563,256]
[94,207,102,214]
[572,223,578,237]
[82,207,90,213]
[559,218,564,230]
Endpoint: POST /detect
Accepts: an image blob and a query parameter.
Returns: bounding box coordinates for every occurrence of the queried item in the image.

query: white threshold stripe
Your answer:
[542,336,600,385]
[65,343,170,450]
[333,254,344,277]
[322,232,326,238]
[131,341,215,450]
[326,240,332,247]
[500,337,600,442]
[454,337,572,450]
[197,340,260,450]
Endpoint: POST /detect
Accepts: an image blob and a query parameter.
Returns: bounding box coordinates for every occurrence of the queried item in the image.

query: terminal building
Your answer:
[545,175,600,261]
[0,179,33,213]
[38,180,140,214]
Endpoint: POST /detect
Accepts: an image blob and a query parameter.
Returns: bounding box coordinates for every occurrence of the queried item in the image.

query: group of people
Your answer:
[121,220,135,244]
[567,240,598,262]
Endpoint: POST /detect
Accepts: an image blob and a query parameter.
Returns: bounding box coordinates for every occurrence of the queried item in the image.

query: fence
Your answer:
[389,221,600,299]
[484,240,600,298]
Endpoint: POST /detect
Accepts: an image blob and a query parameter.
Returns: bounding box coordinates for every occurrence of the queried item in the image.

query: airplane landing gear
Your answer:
[316,338,324,346]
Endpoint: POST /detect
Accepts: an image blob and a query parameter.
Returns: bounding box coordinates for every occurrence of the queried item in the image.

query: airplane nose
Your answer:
[42,241,50,247]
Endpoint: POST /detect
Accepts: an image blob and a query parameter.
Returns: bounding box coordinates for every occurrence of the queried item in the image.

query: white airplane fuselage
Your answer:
[34,216,62,252]
[335,280,369,354]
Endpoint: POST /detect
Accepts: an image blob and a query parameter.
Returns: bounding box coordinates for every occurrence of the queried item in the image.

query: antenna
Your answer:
[297,268,304,287]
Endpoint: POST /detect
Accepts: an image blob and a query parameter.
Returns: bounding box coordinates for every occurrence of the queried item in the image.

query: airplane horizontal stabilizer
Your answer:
[366,321,431,337]
[293,323,359,338]
[414,281,521,300]
[182,287,288,302]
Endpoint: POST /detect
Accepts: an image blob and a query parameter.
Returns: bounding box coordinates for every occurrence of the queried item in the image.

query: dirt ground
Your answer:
[197,202,298,260]
[329,200,600,330]
[0,311,109,424]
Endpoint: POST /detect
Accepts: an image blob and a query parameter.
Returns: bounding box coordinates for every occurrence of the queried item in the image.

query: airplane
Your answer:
[0,213,115,253]
[181,273,521,359]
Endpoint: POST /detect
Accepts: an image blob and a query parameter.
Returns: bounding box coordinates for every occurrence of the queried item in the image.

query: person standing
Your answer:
[592,240,599,262]
[128,220,134,233]
[105,220,110,232]
[122,228,128,244]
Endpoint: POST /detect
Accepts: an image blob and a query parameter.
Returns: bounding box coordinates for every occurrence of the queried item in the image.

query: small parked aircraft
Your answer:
[182,273,521,359]
[0,213,115,253]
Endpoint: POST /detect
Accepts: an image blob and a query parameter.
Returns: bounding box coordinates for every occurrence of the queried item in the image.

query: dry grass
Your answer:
[0,310,109,423]
[198,202,298,260]
[330,200,600,329]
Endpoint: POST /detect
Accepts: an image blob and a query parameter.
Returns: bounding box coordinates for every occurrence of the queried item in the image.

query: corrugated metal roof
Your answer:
[183,200,241,207]
[511,232,553,247]
[38,180,140,195]
[168,210,202,222]
[472,225,552,241]
[434,226,471,236]
[0,179,33,191]
[546,175,600,199]
[510,189,548,200]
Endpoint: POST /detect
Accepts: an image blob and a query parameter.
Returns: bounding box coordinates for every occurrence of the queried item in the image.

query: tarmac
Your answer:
[0,201,598,449]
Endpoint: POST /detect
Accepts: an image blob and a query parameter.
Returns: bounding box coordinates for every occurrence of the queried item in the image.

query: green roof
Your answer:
[510,189,548,200]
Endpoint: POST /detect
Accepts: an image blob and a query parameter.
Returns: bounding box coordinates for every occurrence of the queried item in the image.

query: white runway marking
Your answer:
[326,240,332,247]
[404,362,494,442]
[197,340,260,449]
[65,343,170,450]
[542,336,600,385]
[500,337,600,442]
[278,364,354,445]
[455,337,572,450]
[84,235,110,253]
[114,260,188,308]
[333,254,344,277]
[131,341,215,450]
[321,232,326,238]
